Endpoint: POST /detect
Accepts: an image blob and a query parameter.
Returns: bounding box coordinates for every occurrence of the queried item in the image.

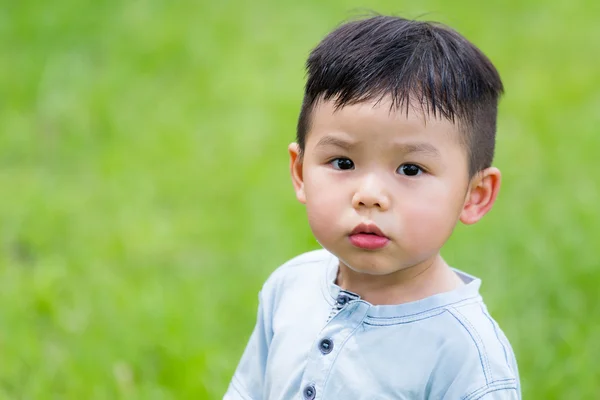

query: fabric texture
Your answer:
[224,249,520,400]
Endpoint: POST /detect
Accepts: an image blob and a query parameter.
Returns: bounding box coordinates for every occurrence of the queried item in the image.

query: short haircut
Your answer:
[296,15,504,176]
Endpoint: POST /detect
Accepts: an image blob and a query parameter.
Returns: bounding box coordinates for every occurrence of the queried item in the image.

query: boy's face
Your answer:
[289,97,499,276]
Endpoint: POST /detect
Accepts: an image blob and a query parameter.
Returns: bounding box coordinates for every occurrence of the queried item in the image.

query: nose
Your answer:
[352,173,390,211]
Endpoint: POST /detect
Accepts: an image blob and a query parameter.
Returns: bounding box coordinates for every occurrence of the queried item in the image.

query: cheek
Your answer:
[401,181,465,247]
[304,167,342,205]
[303,169,346,239]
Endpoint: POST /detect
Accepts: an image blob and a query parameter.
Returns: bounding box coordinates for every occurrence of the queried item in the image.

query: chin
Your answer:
[356,265,402,276]
[339,253,401,276]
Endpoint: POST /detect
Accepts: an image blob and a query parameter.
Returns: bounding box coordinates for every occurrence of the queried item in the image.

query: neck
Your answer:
[336,254,463,306]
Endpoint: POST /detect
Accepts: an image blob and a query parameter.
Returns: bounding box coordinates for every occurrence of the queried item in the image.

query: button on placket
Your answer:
[335,290,359,310]
[303,384,316,400]
[336,294,349,309]
[319,338,333,354]
[301,299,368,399]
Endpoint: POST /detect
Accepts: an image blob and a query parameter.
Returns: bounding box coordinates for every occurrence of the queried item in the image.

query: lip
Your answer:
[349,223,389,250]
[350,223,387,237]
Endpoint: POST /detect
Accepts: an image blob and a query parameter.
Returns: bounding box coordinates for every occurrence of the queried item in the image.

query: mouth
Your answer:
[350,223,387,238]
[348,223,389,250]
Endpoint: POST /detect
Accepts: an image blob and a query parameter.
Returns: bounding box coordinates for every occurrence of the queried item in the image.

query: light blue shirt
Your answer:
[225,249,520,400]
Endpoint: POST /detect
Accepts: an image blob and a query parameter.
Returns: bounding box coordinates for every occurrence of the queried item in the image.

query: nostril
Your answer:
[357,201,381,207]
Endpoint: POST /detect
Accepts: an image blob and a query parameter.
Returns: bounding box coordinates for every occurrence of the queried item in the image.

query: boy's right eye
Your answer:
[330,158,355,170]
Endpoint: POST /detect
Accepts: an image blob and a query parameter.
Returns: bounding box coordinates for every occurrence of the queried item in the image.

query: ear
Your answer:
[288,143,306,204]
[459,167,501,225]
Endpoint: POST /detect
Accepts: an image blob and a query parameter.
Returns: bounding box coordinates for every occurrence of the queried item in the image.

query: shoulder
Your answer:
[265,248,332,283]
[447,300,519,382]
[272,248,332,274]
[427,300,520,399]
[259,248,333,301]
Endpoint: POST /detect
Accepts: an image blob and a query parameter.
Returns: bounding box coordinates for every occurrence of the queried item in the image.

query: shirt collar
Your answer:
[320,250,483,319]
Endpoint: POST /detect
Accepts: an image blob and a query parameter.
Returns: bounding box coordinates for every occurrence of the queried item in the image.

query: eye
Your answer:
[397,164,423,176]
[330,158,355,170]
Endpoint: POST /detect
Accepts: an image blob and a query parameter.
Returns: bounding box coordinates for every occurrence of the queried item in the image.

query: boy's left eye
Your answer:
[397,164,423,176]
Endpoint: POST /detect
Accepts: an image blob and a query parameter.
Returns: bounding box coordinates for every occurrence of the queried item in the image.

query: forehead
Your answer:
[306,97,465,151]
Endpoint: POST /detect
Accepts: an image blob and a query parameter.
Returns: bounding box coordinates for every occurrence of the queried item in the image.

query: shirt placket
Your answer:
[299,294,369,399]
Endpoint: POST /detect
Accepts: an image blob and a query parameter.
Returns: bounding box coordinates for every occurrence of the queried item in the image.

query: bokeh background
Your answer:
[2,0,599,398]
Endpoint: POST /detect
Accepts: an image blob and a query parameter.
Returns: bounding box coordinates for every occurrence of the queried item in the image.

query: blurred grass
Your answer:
[1,0,599,398]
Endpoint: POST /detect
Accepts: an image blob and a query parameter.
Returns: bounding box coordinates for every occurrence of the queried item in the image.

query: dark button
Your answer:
[336,294,349,307]
[319,338,334,354]
[303,384,316,400]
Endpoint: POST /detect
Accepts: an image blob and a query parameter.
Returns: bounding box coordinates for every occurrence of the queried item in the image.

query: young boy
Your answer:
[225,15,520,400]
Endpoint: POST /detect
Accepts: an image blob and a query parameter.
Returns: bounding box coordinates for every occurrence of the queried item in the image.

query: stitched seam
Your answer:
[454,307,493,383]
[369,297,480,320]
[447,307,491,385]
[364,309,447,326]
[467,384,518,400]
[366,296,481,322]
[479,303,511,372]
[473,387,518,400]
[462,379,517,400]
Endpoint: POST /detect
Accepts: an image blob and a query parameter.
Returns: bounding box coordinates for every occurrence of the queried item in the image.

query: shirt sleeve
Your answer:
[436,359,520,400]
[432,334,520,400]
[224,291,272,400]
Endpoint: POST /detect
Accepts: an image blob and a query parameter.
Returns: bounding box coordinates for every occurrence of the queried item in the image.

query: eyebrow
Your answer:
[397,142,441,158]
[315,135,440,158]
[315,136,355,151]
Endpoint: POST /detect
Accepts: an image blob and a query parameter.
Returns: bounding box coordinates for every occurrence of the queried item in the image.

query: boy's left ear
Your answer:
[459,167,501,225]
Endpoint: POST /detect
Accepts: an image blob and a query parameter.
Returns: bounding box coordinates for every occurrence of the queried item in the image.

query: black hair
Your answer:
[296,15,504,176]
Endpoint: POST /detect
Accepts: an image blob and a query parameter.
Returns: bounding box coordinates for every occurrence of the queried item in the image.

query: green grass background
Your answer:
[1,0,599,398]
